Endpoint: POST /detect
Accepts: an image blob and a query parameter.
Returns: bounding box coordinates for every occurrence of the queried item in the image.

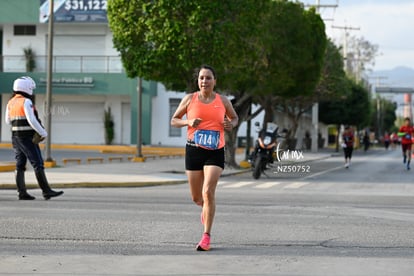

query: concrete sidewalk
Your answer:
[0,156,188,189]
[0,148,334,189]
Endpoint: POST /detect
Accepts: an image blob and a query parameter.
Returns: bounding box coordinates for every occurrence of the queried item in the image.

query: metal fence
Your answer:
[0,55,124,73]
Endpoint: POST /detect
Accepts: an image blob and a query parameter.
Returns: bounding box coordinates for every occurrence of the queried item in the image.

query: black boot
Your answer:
[15,170,35,200]
[35,170,63,200]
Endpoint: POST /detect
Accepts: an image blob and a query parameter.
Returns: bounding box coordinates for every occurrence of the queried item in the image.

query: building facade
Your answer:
[0,0,157,145]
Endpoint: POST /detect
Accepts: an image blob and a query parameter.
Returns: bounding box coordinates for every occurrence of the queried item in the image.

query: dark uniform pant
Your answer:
[12,136,44,172]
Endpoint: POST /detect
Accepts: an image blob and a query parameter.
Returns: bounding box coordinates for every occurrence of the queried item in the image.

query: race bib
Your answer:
[194,129,220,150]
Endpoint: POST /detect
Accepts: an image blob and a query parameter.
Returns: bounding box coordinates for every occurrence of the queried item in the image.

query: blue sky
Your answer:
[300,0,414,71]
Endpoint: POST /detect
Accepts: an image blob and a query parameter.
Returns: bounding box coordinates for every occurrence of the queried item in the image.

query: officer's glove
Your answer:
[32,133,45,144]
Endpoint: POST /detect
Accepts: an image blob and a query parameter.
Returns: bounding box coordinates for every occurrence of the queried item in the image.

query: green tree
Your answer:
[316,40,349,101]
[345,82,371,128]
[320,79,371,151]
[107,0,334,164]
[371,98,397,137]
[275,39,347,146]
[108,0,263,93]
[318,40,353,128]
[108,0,267,167]
[253,1,327,140]
[23,47,36,72]
[104,107,115,145]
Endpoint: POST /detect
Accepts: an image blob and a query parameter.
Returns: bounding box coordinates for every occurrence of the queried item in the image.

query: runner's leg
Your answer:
[407,145,412,169]
[186,170,204,207]
[201,165,222,234]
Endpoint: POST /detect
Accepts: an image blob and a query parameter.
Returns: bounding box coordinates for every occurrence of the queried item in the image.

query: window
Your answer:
[14,25,36,36]
[169,98,181,137]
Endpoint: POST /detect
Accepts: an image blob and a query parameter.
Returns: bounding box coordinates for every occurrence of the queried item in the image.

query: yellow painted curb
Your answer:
[0,162,15,172]
[239,160,251,169]
[44,160,57,168]
[131,156,146,162]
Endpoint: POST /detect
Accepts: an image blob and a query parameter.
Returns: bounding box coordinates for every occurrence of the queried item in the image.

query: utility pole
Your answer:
[369,76,388,139]
[305,0,338,13]
[331,25,360,72]
[44,0,55,166]
[132,77,145,162]
[308,0,338,153]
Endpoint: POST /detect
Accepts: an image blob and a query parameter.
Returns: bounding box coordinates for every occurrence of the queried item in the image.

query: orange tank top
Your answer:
[187,92,226,149]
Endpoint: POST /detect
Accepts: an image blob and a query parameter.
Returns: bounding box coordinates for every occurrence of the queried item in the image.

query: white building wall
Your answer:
[151,83,186,146]
[2,24,45,56]
[1,94,10,141]
[238,109,328,150]
[2,24,113,56]
[1,22,129,144]
[2,23,117,72]
[1,93,130,144]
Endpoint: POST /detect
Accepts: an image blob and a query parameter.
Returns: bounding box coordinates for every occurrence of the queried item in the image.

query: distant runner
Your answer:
[342,126,354,169]
[398,117,414,170]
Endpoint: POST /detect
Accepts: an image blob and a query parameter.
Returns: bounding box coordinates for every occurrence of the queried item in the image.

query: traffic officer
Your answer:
[5,76,63,200]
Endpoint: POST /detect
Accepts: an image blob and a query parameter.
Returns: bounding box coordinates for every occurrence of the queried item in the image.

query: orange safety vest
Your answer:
[7,95,35,136]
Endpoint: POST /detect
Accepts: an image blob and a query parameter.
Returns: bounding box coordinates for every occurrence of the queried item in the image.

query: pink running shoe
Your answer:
[196,233,211,251]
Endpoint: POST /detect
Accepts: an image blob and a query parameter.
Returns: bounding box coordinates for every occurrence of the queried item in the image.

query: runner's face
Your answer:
[198,69,216,93]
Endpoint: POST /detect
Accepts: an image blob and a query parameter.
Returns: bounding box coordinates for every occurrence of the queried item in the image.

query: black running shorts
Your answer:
[402,143,412,152]
[343,146,353,159]
[185,144,225,170]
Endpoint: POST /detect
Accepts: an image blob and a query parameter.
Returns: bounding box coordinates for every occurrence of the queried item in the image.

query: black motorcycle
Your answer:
[249,122,281,179]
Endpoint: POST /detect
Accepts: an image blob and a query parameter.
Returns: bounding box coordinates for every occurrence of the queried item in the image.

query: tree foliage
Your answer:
[254,1,326,99]
[107,0,353,162]
[108,0,265,93]
[244,0,327,142]
[370,98,397,136]
[108,0,268,167]
[319,80,371,151]
[315,39,348,101]
[274,38,345,141]
[319,79,371,129]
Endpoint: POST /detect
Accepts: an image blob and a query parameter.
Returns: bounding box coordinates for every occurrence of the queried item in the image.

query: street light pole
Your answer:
[245,104,251,160]
[133,77,145,162]
[311,0,321,153]
[44,0,54,165]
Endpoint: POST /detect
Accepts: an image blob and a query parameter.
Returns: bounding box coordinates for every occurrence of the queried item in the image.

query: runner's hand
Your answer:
[188,118,202,128]
[224,117,233,131]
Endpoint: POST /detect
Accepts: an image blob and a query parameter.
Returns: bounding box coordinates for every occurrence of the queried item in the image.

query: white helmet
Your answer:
[13,76,36,95]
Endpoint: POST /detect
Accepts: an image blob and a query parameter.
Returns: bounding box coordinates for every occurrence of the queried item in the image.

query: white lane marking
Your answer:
[300,165,344,180]
[283,182,310,189]
[222,181,255,188]
[254,182,282,189]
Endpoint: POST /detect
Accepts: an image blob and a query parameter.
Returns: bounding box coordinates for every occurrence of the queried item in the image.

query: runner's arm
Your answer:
[221,95,238,130]
[171,94,201,128]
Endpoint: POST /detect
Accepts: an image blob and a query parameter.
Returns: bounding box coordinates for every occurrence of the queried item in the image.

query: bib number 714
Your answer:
[194,129,220,150]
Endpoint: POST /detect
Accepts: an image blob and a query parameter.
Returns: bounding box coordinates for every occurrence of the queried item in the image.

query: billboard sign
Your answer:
[40,0,107,23]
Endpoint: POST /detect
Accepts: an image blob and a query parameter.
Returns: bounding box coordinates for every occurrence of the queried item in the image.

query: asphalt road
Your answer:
[0,148,413,275]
